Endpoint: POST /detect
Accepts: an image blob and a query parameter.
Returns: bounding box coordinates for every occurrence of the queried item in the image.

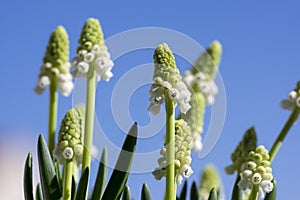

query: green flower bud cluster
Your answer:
[153,43,180,84]
[238,145,274,199]
[179,91,205,151]
[191,41,222,81]
[149,43,191,115]
[225,127,257,174]
[71,18,114,82]
[280,81,300,111]
[77,18,104,53]
[34,26,73,96]
[199,165,223,200]
[53,108,84,165]
[152,119,193,185]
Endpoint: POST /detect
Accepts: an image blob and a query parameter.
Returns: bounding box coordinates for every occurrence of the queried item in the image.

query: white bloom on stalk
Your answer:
[281,83,300,110]
[71,44,114,83]
[148,43,191,115]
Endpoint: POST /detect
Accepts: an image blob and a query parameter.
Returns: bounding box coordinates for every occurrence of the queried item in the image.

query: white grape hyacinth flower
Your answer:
[71,44,114,82]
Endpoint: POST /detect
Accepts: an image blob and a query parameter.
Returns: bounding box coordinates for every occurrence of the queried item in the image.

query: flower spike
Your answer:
[34,26,73,96]
[71,18,114,82]
[178,41,223,152]
[199,165,224,200]
[53,108,84,166]
[148,43,191,114]
[152,119,193,185]
[237,145,274,198]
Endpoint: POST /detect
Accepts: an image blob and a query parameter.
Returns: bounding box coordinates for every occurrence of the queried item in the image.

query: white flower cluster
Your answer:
[34,62,74,97]
[280,90,300,110]
[152,119,193,185]
[238,145,274,199]
[148,76,191,115]
[71,44,114,82]
[183,70,218,105]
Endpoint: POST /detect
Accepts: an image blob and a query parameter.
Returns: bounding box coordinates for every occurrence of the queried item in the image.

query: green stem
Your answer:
[249,185,259,200]
[82,65,96,171]
[269,108,300,162]
[63,160,73,200]
[48,78,58,154]
[164,94,176,200]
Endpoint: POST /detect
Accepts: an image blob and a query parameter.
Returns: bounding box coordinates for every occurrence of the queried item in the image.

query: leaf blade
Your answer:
[37,134,61,200]
[122,186,131,200]
[24,152,34,200]
[190,181,199,200]
[91,148,108,200]
[208,188,217,200]
[35,183,43,200]
[101,123,138,200]
[178,181,187,200]
[231,174,242,200]
[141,183,151,200]
[74,168,90,200]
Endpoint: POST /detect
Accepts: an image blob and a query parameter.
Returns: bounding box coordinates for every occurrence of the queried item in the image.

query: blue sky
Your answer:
[1,1,300,199]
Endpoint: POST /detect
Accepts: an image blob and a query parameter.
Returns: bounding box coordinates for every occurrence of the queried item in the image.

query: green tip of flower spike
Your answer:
[77,18,104,53]
[153,43,180,85]
[192,40,222,81]
[53,108,84,165]
[226,127,257,174]
[154,43,177,69]
[199,165,221,199]
[43,26,69,71]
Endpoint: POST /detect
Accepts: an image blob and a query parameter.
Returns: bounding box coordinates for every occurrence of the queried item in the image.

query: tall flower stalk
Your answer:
[149,43,192,200]
[34,26,73,153]
[165,93,176,199]
[270,84,300,162]
[71,18,114,171]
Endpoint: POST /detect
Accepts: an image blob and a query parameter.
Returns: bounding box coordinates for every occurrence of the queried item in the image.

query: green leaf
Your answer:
[37,134,61,200]
[231,174,242,200]
[24,152,34,200]
[35,183,43,200]
[208,188,217,200]
[264,179,276,200]
[74,168,89,200]
[91,148,108,200]
[178,181,187,200]
[54,160,62,190]
[141,183,151,200]
[190,181,199,200]
[71,176,76,200]
[122,185,131,200]
[101,123,138,200]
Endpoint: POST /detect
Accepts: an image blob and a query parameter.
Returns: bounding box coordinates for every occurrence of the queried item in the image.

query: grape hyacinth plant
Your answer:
[24,17,299,200]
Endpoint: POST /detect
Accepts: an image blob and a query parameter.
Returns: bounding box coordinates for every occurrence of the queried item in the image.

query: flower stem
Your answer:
[63,160,73,200]
[269,108,300,162]
[48,77,58,154]
[249,185,259,200]
[165,93,176,200]
[82,65,96,171]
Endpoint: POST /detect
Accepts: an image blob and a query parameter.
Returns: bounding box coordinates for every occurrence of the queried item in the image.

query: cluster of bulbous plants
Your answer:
[23,18,299,200]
